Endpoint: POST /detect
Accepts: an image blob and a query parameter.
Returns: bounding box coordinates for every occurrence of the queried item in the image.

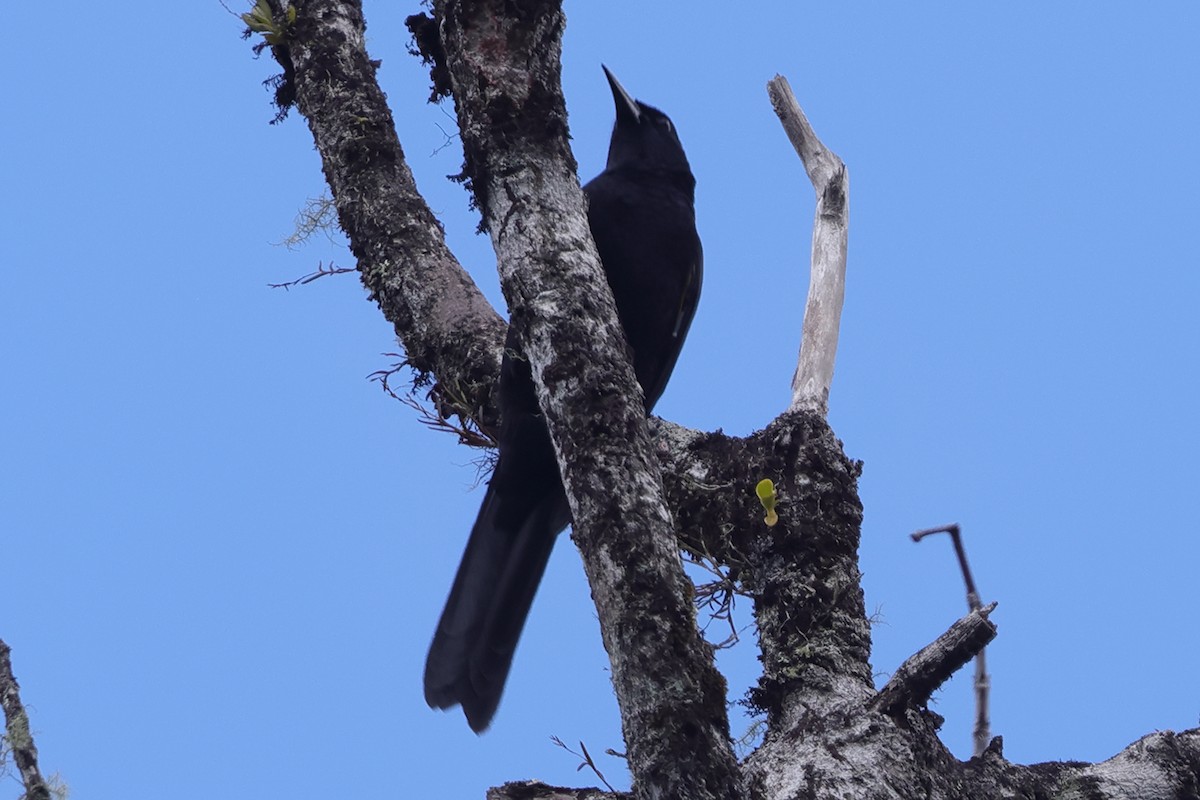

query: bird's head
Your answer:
[601,66,693,178]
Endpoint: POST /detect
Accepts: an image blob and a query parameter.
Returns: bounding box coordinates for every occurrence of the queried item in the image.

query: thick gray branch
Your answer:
[969,730,1200,800]
[281,0,506,424]
[768,75,848,417]
[434,2,743,798]
[1053,730,1200,798]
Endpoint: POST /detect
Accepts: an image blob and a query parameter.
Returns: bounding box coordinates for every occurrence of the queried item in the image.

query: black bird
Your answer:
[424,66,702,732]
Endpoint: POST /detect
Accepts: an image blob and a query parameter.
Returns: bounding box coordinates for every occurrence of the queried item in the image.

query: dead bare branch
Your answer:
[912,523,992,755]
[767,75,849,417]
[869,602,998,717]
[267,260,356,290]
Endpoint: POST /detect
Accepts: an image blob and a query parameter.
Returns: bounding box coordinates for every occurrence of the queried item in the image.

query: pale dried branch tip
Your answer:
[767,75,842,188]
[768,75,849,417]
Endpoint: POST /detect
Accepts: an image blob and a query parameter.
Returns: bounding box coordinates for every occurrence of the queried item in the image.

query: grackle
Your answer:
[424,66,702,732]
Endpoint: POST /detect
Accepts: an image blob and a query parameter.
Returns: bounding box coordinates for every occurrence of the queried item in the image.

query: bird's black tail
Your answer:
[423,460,570,732]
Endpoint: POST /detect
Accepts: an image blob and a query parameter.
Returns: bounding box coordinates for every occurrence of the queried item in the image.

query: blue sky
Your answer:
[2,3,1197,798]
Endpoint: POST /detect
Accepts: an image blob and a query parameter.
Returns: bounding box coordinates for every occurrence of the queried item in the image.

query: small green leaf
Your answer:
[242,0,293,45]
[755,479,779,527]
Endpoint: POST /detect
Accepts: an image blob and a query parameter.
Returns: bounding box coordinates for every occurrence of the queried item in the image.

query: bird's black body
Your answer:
[424,67,702,732]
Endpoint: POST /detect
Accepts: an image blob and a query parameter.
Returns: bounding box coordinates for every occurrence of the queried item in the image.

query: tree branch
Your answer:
[432,2,742,797]
[243,11,1200,800]
[969,730,1200,800]
[278,0,506,427]
[912,523,992,756]
[869,602,998,717]
[0,640,51,800]
[767,75,848,417]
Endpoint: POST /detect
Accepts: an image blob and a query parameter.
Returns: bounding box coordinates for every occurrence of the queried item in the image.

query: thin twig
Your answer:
[684,549,746,650]
[431,105,461,157]
[551,736,617,793]
[911,524,992,755]
[267,260,356,290]
[367,354,497,451]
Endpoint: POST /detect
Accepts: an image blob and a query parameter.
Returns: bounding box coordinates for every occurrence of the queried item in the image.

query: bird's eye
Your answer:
[659,117,674,134]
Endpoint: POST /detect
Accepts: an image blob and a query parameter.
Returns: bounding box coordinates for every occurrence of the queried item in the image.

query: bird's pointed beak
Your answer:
[602,65,641,126]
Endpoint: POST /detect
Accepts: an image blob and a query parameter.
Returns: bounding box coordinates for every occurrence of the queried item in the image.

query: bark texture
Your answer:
[430,3,743,797]
[0,640,51,800]
[281,0,506,429]
[248,2,1200,799]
